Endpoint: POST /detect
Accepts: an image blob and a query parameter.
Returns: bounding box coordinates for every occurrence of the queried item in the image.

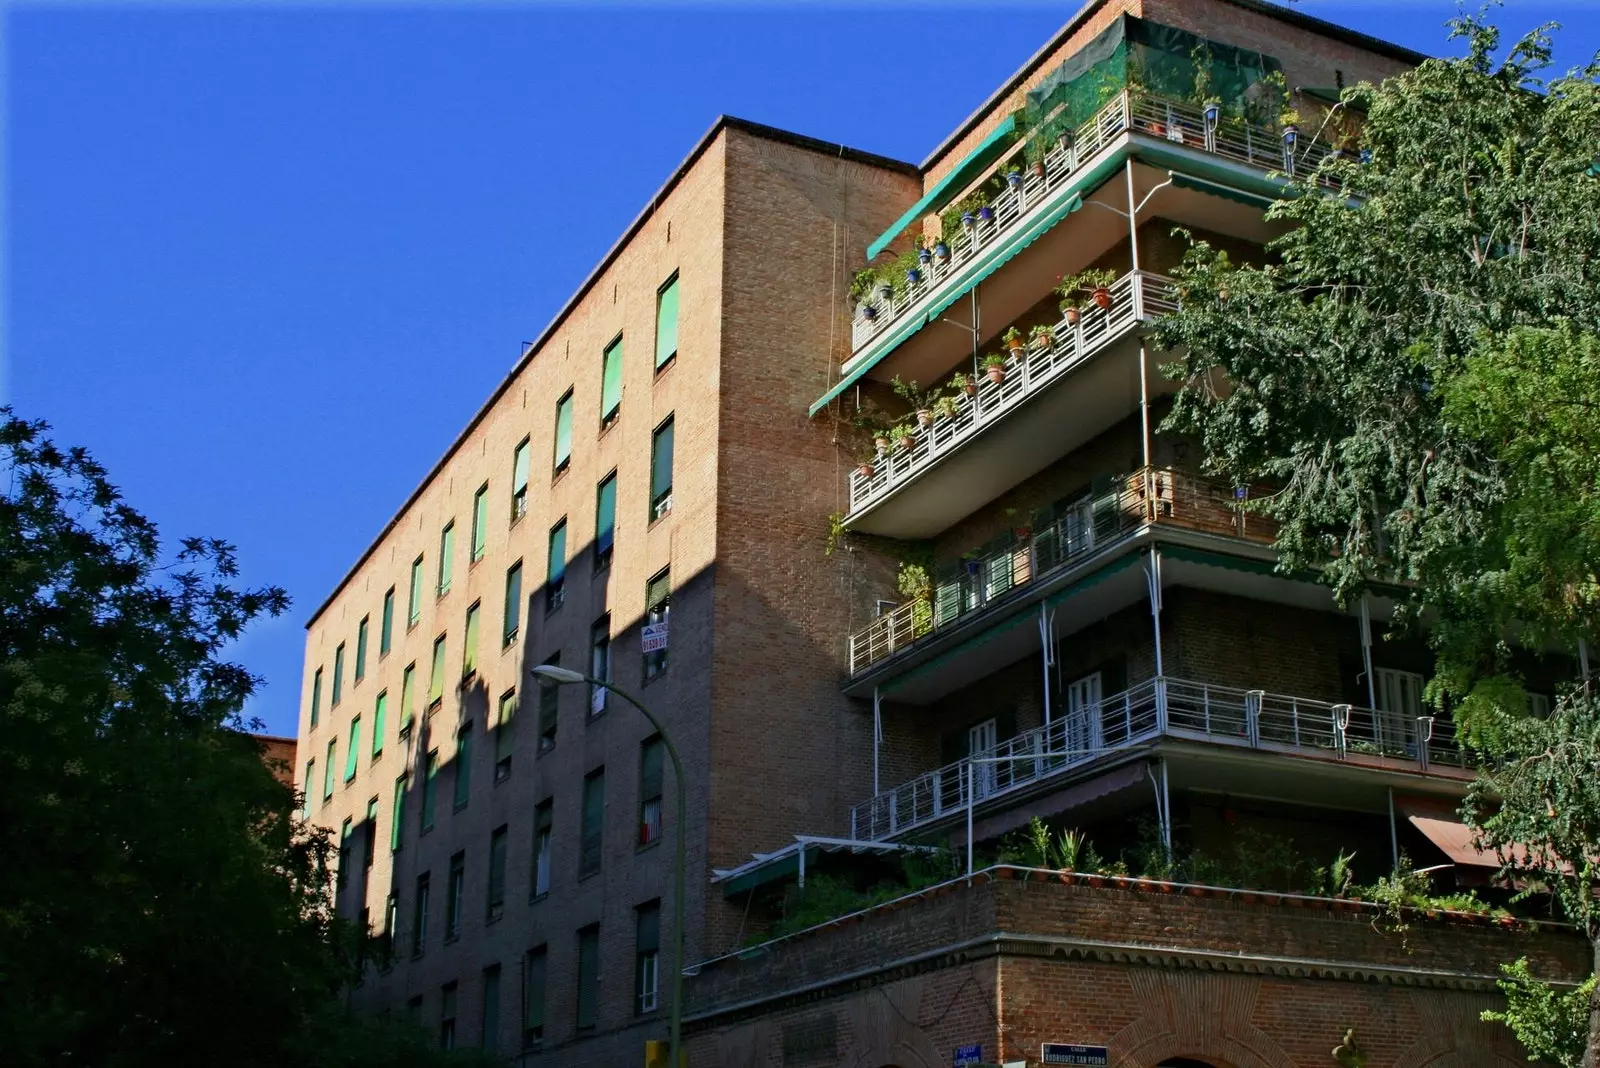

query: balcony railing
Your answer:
[850,89,1336,354]
[848,676,1470,842]
[847,467,1273,676]
[849,270,1175,515]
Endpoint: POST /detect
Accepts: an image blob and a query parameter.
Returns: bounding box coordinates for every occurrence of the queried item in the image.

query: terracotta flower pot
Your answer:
[874,436,889,452]
[1031,161,1046,179]
[1185,886,1207,898]
[1034,332,1054,349]
[1064,306,1081,325]
[1086,875,1105,888]
[1007,343,1025,359]
[857,463,874,478]
[986,366,1007,385]
[916,409,932,427]
[963,383,977,397]
[1092,285,1113,310]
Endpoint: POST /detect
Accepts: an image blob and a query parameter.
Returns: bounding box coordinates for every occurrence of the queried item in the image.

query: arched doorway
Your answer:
[1157,1060,1224,1068]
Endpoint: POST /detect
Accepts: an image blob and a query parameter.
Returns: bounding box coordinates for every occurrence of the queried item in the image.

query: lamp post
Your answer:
[531,665,686,1067]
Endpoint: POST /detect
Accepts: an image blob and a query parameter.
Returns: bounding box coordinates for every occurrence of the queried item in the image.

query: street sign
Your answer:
[953,1044,983,1067]
[1042,1044,1109,1066]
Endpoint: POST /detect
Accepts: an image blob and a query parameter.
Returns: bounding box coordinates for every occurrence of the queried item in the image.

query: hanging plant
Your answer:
[982,353,1009,384]
[1002,326,1026,357]
[949,370,976,397]
[1030,323,1056,350]
[1056,267,1119,316]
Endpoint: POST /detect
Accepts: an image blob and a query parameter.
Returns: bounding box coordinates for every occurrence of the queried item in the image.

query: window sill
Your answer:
[636,837,662,855]
[530,890,550,905]
[642,668,668,688]
[578,868,602,883]
[599,412,620,436]
[593,553,612,576]
[494,766,512,785]
[654,354,676,378]
[444,932,460,946]
[647,505,673,531]
[453,799,469,814]
[502,631,520,651]
[552,463,570,486]
[420,825,436,837]
[371,750,384,765]
[485,909,504,926]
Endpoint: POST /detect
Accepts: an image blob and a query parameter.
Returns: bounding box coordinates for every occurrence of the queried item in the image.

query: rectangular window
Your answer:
[338,817,353,895]
[323,739,337,800]
[344,716,361,781]
[310,667,323,728]
[481,964,502,1052]
[601,336,623,425]
[595,472,616,570]
[412,872,430,956]
[643,569,671,681]
[575,924,600,1031]
[446,851,465,939]
[635,900,661,1015]
[553,390,574,476]
[409,556,424,627]
[440,981,457,1051]
[429,634,447,706]
[391,774,407,852]
[421,749,440,831]
[487,824,508,920]
[302,759,315,819]
[495,689,517,781]
[538,654,560,753]
[511,437,531,522]
[522,946,547,1049]
[532,799,553,898]
[503,561,523,646]
[401,662,417,731]
[372,691,387,757]
[361,796,378,911]
[332,643,346,707]
[453,724,473,810]
[580,768,605,878]
[381,587,395,656]
[437,522,455,595]
[639,736,664,847]
[355,617,369,683]
[649,416,674,521]
[655,273,679,369]
[546,519,567,611]
[471,483,489,562]
[383,892,398,954]
[589,616,611,717]
[463,601,481,677]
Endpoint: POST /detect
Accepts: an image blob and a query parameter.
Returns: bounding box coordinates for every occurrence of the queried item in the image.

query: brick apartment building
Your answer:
[295,1,1589,1065]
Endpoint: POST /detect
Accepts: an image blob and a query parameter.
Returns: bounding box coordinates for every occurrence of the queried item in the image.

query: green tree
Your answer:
[1150,15,1600,1064]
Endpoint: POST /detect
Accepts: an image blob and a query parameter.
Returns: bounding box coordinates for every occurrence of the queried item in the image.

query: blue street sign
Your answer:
[953,1044,983,1067]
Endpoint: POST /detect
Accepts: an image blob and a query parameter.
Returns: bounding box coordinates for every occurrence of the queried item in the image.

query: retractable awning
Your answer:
[865,115,1019,262]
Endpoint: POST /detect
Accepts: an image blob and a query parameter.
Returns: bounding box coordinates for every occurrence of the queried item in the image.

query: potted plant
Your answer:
[932,394,960,420]
[847,400,890,452]
[888,423,917,451]
[1002,326,1026,357]
[892,376,944,428]
[1029,323,1055,350]
[933,239,951,262]
[1280,105,1301,149]
[849,266,881,319]
[1005,165,1023,190]
[982,353,1008,385]
[1057,267,1119,316]
[855,452,876,478]
[949,370,976,397]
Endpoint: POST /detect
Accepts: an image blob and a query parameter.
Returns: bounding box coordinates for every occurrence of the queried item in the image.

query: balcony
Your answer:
[847,467,1272,676]
[847,270,1175,529]
[846,89,1336,361]
[849,676,1470,842]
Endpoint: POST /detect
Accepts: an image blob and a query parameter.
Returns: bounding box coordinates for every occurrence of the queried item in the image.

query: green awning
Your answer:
[928,192,1082,320]
[1159,543,1279,576]
[866,115,1019,262]
[1044,550,1141,607]
[1169,169,1279,209]
[1298,85,1343,105]
[719,846,817,897]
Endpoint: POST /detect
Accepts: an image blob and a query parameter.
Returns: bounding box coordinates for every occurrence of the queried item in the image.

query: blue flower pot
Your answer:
[1006,171,1022,188]
[918,248,932,265]
[978,206,995,223]
[906,268,922,285]
[933,242,950,261]
[960,212,975,229]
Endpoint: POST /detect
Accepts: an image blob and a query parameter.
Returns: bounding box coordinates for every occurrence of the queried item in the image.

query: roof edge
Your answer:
[306,117,913,630]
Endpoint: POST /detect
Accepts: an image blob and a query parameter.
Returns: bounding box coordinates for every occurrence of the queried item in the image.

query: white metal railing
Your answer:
[850,89,1339,354]
[849,270,1175,515]
[848,676,1470,842]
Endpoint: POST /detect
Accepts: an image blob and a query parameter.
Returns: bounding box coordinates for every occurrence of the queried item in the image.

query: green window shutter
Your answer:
[438,523,455,594]
[547,521,567,586]
[355,618,369,682]
[601,337,623,421]
[311,668,323,728]
[345,716,361,780]
[332,644,345,706]
[523,948,547,1041]
[488,825,508,910]
[400,663,416,729]
[454,727,472,808]
[511,439,531,520]
[649,418,674,520]
[380,588,395,655]
[372,692,387,756]
[576,926,600,1029]
[640,737,663,803]
[323,739,337,798]
[495,689,517,767]
[503,562,523,645]
[636,900,660,955]
[595,474,616,562]
[655,275,679,368]
[421,749,440,830]
[472,485,489,561]
[481,965,502,1051]
[580,770,605,876]
[464,602,481,675]
[554,391,574,473]
[409,557,424,625]
[429,636,446,705]
[391,775,406,851]
[303,760,315,818]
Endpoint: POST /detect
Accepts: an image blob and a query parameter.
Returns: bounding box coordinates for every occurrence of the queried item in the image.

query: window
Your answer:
[481,964,502,1051]
[471,483,489,562]
[412,872,430,955]
[532,800,553,898]
[635,900,660,1014]
[503,561,523,646]
[553,389,574,476]
[383,892,398,955]
[323,739,337,800]
[580,768,605,878]
[439,981,457,1051]
[600,335,623,426]
[463,601,481,677]
[302,759,315,819]
[575,925,600,1032]
[546,519,567,611]
[638,736,664,847]
[380,587,395,656]
[337,818,353,895]
[409,556,424,627]
[589,616,611,717]
[401,662,417,732]
[655,272,679,369]
[649,417,674,521]
[421,749,440,831]
[511,437,531,521]
[361,797,378,920]
[595,472,617,570]
[643,569,671,681]
[344,716,361,781]
[372,691,387,758]
[391,774,407,852]
[429,634,447,706]
[487,824,508,920]
[310,667,323,728]
[332,643,346,707]
[454,724,472,810]
[446,851,465,939]
[537,654,560,753]
[437,522,455,596]
[495,689,517,781]
[521,946,547,1049]
[355,616,369,683]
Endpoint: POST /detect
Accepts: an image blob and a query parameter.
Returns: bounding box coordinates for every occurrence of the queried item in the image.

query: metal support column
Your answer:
[1360,595,1377,708]
[1387,787,1399,872]
[966,762,975,884]
[1124,158,1141,271]
[1146,549,1165,676]
[872,687,882,796]
[1039,603,1054,726]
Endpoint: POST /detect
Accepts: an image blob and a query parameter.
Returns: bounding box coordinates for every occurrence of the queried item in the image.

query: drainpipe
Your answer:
[1146,548,1165,676]
[1124,157,1141,272]
[1387,787,1399,872]
[1360,595,1377,708]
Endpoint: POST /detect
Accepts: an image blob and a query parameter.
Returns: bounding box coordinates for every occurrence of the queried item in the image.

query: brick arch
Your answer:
[841,976,958,1068]
[1108,970,1290,1068]
[1393,990,1536,1068]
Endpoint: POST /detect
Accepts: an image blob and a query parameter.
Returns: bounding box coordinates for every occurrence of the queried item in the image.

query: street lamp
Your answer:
[530,664,687,1067]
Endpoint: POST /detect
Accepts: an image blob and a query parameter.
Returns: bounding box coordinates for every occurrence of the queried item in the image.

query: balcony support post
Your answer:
[1387,786,1399,871]
[1359,595,1378,708]
[1145,548,1165,676]
[1124,157,1142,272]
[872,687,882,796]
[1039,603,1054,727]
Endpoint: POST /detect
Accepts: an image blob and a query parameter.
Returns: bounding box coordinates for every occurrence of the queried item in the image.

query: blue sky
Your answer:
[7,1,1597,738]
